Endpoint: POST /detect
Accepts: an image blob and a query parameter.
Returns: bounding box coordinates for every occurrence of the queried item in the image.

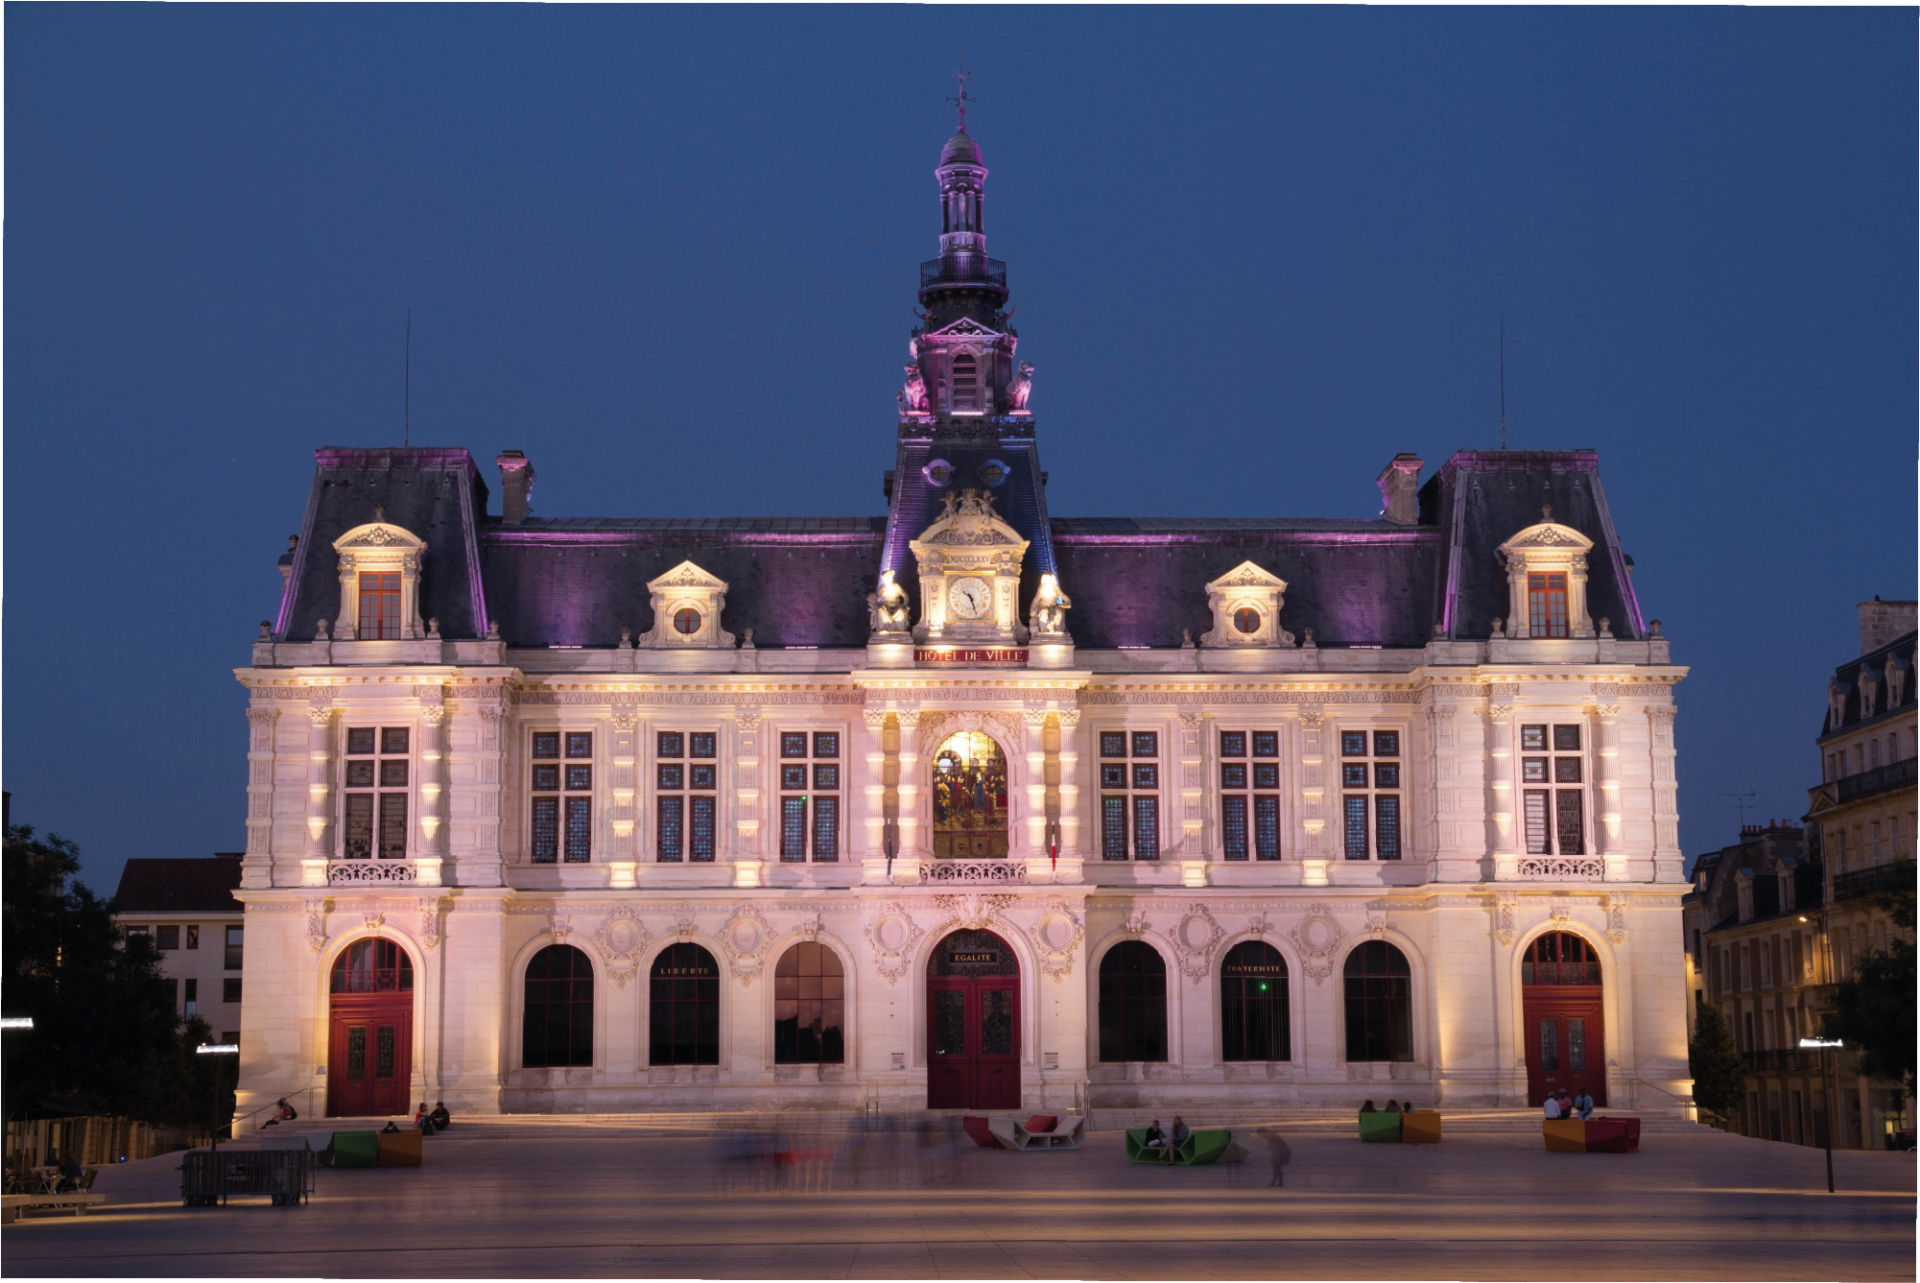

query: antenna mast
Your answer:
[1720,790,1757,829]
[1499,314,1507,451]
[403,308,412,448]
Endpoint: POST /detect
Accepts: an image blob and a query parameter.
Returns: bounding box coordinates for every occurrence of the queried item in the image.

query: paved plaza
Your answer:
[3,1112,1913,1280]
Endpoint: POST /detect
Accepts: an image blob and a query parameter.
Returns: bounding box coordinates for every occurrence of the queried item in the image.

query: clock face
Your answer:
[948,576,992,621]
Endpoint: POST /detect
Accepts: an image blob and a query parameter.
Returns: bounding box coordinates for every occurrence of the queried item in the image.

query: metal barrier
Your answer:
[181,1148,314,1208]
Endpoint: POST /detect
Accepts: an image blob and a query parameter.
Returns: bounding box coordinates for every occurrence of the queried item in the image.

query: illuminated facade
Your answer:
[232,124,1691,1118]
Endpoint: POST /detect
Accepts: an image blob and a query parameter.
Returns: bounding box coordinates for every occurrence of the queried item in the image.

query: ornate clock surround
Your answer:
[908,489,1029,644]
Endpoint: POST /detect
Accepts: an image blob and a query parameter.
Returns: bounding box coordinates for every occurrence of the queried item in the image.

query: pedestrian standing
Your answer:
[1259,1129,1292,1187]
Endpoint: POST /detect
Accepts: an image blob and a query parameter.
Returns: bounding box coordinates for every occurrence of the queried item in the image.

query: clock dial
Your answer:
[948,576,992,621]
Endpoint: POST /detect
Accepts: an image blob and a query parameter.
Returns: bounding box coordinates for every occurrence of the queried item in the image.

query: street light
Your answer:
[196,1043,240,1153]
[1799,1036,1843,1193]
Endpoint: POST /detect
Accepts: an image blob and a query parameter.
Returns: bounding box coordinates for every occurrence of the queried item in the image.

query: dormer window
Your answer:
[950,352,982,414]
[331,519,428,641]
[1527,572,1569,638]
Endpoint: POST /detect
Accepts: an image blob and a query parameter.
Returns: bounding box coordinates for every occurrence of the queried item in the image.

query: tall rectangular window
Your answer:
[184,978,198,1018]
[656,731,718,862]
[1219,730,1282,861]
[1521,723,1585,855]
[357,570,402,639]
[186,925,200,950]
[342,727,410,859]
[156,925,180,951]
[1527,572,1569,638]
[1340,730,1402,860]
[778,731,841,862]
[225,926,244,971]
[1098,730,1160,860]
[223,978,243,1004]
[530,731,593,863]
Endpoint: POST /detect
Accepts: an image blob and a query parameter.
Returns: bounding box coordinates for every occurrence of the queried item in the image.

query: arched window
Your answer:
[522,944,593,1068]
[932,731,1009,859]
[1098,941,1166,1062]
[1522,932,1601,985]
[1220,941,1290,1061]
[650,943,719,1065]
[1343,941,1412,1062]
[330,938,413,993]
[774,942,845,1065]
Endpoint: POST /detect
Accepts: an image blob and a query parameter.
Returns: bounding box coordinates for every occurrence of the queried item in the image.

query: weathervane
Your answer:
[947,53,973,131]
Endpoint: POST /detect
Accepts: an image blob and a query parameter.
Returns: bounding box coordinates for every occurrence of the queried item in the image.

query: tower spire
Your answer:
[947,52,973,132]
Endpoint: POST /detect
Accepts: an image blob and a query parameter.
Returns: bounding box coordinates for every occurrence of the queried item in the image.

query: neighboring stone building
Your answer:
[113,853,245,1044]
[228,121,1692,1121]
[1804,600,1917,1148]
[1683,822,1825,1142]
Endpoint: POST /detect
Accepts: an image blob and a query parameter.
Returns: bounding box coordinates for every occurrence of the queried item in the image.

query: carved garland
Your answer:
[719,905,776,985]
[1287,903,1348,987]
[1168,903,1228,983]
[594,912,652,990]
[863,904,927,986]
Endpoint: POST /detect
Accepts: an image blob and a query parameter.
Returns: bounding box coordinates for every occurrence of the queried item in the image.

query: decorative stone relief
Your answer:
[549,915,572,943]
[672,913,698,939]
[864,905,926,985]
[419,902,441,951]
[934,892,1015,932]
[1549,904,1570,924]
[1288,903,1347,986]
[1034,902,1084,984]
[305,899,329,953]
[1169,903,1227,983]
[1197,560,1294,648]
[1606,897,1628,946]
[636,560,735,649]
[719,905,775,985]
[795,912,822,941]
[916,710,1024,761]
[1494,894,1517,947]
[1298,708,1324,730]
[593,912,651,990]
[1364,900,1390,939]
[362,911,385,933]
[1247,911,1274,938]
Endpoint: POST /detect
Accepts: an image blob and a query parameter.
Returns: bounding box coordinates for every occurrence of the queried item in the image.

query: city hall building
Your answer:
[232,123,1691,1119]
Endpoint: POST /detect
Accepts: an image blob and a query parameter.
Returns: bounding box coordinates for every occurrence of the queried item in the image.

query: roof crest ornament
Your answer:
[947,53,973,132]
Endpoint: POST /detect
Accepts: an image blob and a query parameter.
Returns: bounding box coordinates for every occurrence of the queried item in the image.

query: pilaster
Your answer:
[244,706,279,890]
[1483,685,1518,879]
[302,704,335,883]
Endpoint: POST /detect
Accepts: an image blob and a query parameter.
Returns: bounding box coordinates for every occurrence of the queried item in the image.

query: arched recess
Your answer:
[327,936,416,1117]
[930,730,1011,859]
[1517,929,1608,1106]
[649,941,721,1067]
[1220,939,1292,1062]
[522,944,595,1069]
[926,928,1020,1110]
[772,939,848,1066]
[1095,938,1169,1064]
[1341,940,1414,1064]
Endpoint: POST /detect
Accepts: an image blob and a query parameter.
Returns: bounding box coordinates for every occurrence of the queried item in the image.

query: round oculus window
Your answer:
[1233,607,1262,634]
[673,608,703,635]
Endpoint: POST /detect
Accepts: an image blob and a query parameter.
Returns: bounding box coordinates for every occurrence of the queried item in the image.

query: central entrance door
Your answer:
[1521,931,1607,1106]
[927,929,1020,1109]
[327,938,415,1117]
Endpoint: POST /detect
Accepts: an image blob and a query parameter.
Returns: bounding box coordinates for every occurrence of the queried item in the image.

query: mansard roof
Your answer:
[267,446,1649,653]
[1819,629,1918,739]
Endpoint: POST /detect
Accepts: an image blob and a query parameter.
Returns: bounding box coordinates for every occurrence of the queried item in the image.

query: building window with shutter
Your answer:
[1520,723,1585,855]
[342,727,410,859]
[778,731,841,862]
[1219,730,1282,861]
[656,731,718,862]
[1339,730,1403,860]
[1098,730,1160,860]
[530,731,594,863]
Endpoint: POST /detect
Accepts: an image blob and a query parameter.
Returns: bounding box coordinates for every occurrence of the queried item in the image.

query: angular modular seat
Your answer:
[1358,1111,1403,1143]
[1400,1110,1443,1143]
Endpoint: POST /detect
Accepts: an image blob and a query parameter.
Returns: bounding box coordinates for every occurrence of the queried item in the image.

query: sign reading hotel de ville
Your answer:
[915,648,1028,664]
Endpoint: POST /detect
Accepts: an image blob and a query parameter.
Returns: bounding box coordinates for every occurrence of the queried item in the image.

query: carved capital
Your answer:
[307,705,337,727]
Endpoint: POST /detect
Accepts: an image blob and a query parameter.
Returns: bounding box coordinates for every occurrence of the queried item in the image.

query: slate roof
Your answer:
[113,855,243,914]
[1818,629,1918,739]
[268,446,1650,653]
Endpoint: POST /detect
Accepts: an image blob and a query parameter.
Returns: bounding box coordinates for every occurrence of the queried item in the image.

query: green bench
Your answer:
[1357,1110,1402,1142]
[1123,1127,1240,1165]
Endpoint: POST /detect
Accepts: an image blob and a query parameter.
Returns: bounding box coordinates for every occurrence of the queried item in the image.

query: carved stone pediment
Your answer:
[1199,560,1293,648]
[638,560,735,649]
[928,317,1003,339]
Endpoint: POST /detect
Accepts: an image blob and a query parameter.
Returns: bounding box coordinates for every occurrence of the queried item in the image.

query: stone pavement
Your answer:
[2,1112,1912,1280]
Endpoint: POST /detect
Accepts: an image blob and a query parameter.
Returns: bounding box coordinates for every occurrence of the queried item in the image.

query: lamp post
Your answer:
[195,1043,240,1154]
[1799,1036,1843,1193]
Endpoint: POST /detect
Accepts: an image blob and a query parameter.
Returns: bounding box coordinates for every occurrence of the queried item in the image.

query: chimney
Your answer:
[1375,454,1423,526]
[1856,597,1917,655]
[497,451,535,524]
[277,534,299,585]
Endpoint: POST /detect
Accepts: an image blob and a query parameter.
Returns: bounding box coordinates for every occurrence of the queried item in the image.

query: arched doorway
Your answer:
[927,930,1019,1109]
[327,938,414,1117]
[1522,931,1606,1106]
[931,731,1009,859]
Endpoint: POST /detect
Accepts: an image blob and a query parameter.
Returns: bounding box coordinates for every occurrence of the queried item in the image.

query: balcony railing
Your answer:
[1517,855,1605,881]
[327,859,417,885]
[1834,757,1917,805]
[919,859,1026,884]
[1832,862,1915,903]
[919,257,1007,292]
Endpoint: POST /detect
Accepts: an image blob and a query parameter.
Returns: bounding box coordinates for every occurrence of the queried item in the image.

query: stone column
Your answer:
[731,710,763,888]
[1590,688,1622,875]
[1055,711,1084,879]
[1484,686,1518,879]
[895,710,924,858]
[1646,703,1681,882]
[1296,708,1329,883]
[244,706,278,889]
[415,692,448,887]
[861,707,889,863]
[302,703,335,886]
[1022,708,1050,870]
[1177,710,1208,887]
[466,702,508,887]
[607,710,639,888]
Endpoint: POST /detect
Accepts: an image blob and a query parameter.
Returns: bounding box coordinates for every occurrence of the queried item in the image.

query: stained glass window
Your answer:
[657,731,717,862]
[1521,724,1586,855]
[343,727,409,859]
[531,731,592,863]
[1339,729,1402,861]
[1220,730,1282,861]
[779,730,841,861]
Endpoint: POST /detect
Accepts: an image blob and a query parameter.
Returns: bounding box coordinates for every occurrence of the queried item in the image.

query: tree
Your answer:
[2,825,222,1128]
[1688,996,1746,1120]
[1821,870,1917,1096]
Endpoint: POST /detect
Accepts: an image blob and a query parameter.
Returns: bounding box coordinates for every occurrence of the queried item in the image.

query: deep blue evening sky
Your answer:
[5,6,1914,893]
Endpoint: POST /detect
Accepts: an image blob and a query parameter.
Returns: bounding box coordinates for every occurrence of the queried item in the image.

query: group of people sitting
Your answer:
[1357,1099,1417,1117]
[1542,1087,1595,1120]
[378,1102,450,1135]
[1140,1116,1191,1160]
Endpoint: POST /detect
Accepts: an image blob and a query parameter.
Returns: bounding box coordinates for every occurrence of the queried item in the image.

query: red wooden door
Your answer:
[926,975,1020,1110]
[1523,996,1605,1107]
[328,993,412,1117]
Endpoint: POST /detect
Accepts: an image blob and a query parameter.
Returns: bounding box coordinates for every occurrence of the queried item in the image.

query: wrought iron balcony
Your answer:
[1831,861,1914,903]
[1834,757,1917,805]
[920,257,1007,291]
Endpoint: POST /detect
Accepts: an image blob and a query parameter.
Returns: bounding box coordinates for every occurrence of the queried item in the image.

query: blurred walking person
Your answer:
[1258,1128,1292,1187]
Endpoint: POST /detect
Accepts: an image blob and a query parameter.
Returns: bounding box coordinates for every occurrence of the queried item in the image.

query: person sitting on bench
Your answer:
[1164,1116,1191,1161]
[1143,1120,1166,1151]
